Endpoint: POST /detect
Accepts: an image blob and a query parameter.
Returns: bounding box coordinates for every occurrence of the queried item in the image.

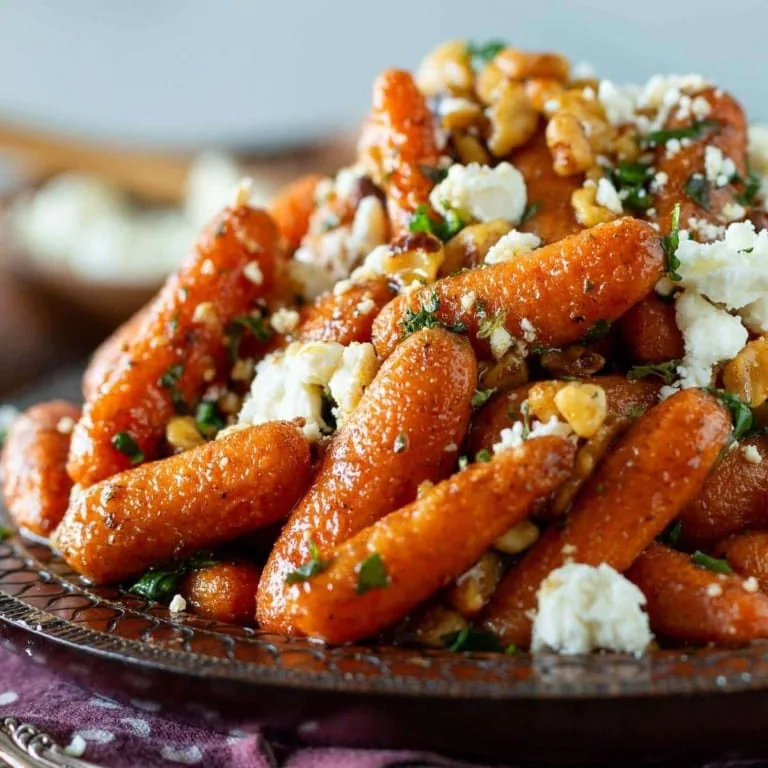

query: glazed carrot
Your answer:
[181,562,262,625]
[679,437,768,548]
[480,389,731,646]
[358,69,440,233]
[257,327,476,633]
[652,87,747,232]
[467,375,661,455]
[289,437,575,643]
[716,532,768,593]
[82,305,152,401]
[67,204,282,487]
[1,401,80,537]
[372,218,665,359]
[627,543,768,644]
[52,422,311,583]
[268,173,325,252]
[509,129,583,244]
[296,278,397,346]
[619,295,684,365]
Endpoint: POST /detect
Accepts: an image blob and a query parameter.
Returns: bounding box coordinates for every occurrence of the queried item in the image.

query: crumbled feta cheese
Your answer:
[63,734,87,758]
[650,171,669,194]
[460,291,477,311]
[597,80,637,126]
[742,444,763,464]
[691,95,712,119]
[429,162,527,224]
[686,217,725,242]
[484,229,541,264]
[270,308,300,335]
[489,326,514,360]
[675,291,748,389]
[595,178,623,214]
[520,318,537,343]
[743,576,760,593]
[739,296,768,333]
[243,261,264,285]
[355,297,376,315]
[493,416,574,453]
[169,594,187,613]
[704,146,737,188]
[531,563,653,655]
[56,416,76,435]
[328,342,380,425]
[706,583,724,598]
[665,139,683,159]
[721,202,746,223]
[333,164,367,201]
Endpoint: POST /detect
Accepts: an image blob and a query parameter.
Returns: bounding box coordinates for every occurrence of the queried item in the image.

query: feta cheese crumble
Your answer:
[742,444,763,464]
[493,415,574,453]
[484,230,541,265]
[531,563,653,655]
[429,162,527,224]
[595,178,623,215]
[169,594,187,613]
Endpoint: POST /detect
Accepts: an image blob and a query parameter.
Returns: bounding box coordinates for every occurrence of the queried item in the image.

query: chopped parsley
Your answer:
[662,203,683,281]
[159,363,187,414]
[684,173,711,211]
[466,39,506,70]
[660,520,682,547]
[356,553,389,595]
[419,164,449,185]
[520,400,532,438]
[409,203,465,242]
[627,404,645,420]
[393,432,409,453]
[643,119,719,148]
[521,201,540,223]
[475,449,493,463]
[194,401,225,439]
[400,291,467,338]
[285,540,332,584]
[0,527,12,542]
[609,161,654,213]
[706,388,754,442]
[458,455,470,471]
[628,359,681,385]
[130,551,218,602]
[226,314,273,362]
[111,432,144,465]
[583,319,611,343]
[477,311,507,339]
[471,388,497,408]
[442,627,503,652]
[735,170,760,206]
[691,551,732,575]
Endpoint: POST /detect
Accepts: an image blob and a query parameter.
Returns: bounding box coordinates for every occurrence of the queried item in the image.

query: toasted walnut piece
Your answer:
[446,551,504,617]
[571,185,618,227]
[553,382,607,438]
[439,96,485,132]
[166,416,205,452]
[495,49,570,82]
[479,350,529,392]
[614,126,642,162]
[409,604,469,648]
[493,520,540,555]
[475,61,508,105]
[540,345,607,378]
[546,112,594,176]
[416,40,474,97]
[545,90,613,155]
[441,219,512,275]
[549,415,629,516]
[486,82,539,157]
[387,232,446,285]
[722,336,768,408]
[525,77,565,112]
[527,381,566,422]
[451,133,492,165]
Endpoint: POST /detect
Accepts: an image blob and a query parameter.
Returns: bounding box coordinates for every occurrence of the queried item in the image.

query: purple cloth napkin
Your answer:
[0,646,504,768]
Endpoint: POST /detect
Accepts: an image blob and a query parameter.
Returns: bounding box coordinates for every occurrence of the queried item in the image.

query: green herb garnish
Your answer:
[285,540,333,584]
[477,311,507,339]
[130,551,218,602]
[466,39,507,70]
[159,363,187,414]
[583,319,611,343]
[475,449,492,463]
[194,401,225,439]
[356,553,389,595]
[521,201,540,223]
[112,432,144,465]
[643,119,719,148]
[660,520,682,547]
[691,551,732,575]
[409,203,465,242]
[458,455,469,471]
[471,388,497,408]
[443,627,503,652]
[706,388,754,442]
[400,291,467,338]
[419,164,449,185]
[226,314,272,362]
[735,170,760,206]
[662,203,683,281]
[628,359,681,385]
[610,161,654,213]
[520,400,532,439]
[0,527,13,542]
[393,432,409,453]
[684,173,711,210]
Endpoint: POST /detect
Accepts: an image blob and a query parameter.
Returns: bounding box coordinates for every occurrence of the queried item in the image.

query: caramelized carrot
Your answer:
[480,389,731,646]
[1,401,80,537]
[52,422,311,583]
[181,562,262,625]
[296,278,397,346]
[627,543,768,644]
[716,532,768,593]
[289,437,575,643]
[679,437,768,548]
[372,218,665,359]
[257,327,476,633]
[467,375,661,455]
[67,205,282,487]
[268,173,325,252]
[358,69,440,233]
[510,129,583,244]
[619,295,685,365]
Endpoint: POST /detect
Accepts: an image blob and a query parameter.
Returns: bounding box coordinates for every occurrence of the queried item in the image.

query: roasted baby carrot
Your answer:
[67,204,282,487]
[619,295,685,365]
[480,389,731,646]
[716,532,768,593]
[257,327,476,633]
[627,543,768,644]
[509,129,583,244]
[296,278,397,346]
[268,173,325,252]
[467,375,661,455]
[1,401,80,537]
[288,436,575,643]
[679,437,768,548]
[358,69,440,233]
[181,561,262,625]
[372,218,665,359]
[52,422,311,583]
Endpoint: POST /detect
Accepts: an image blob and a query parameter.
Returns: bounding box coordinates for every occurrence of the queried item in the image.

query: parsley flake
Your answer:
[471,388,497,408]
[0,527,12,542]
[628,359,681,385]
[660,520,682,547]
[356,553,389,595]
[583,319,611,343]
[226,314,273,362]
[400,291,467,338]
[442,627,503,652]
[475,449,492,463]
[393,432,409,453]
[691,551,732,575]
[112,432,144,465]
[159,363,187,414]
[409,203,465,242]
[684,173,711,211]
[466,40,507,70]
[477,311,507,339]
[285,540,333,584]
[194,401,225,438]
[521,201,540,223]
[419,164,449,185]
[130,551,218,602]
[643,119,719,148]
[706,388,754,442]
[662,203,683,281]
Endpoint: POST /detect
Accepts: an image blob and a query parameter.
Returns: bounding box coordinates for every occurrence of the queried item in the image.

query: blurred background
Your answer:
[0,0,758,397]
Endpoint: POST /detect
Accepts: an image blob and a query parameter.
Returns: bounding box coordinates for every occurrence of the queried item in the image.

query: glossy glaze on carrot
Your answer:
[181,562,262,625]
